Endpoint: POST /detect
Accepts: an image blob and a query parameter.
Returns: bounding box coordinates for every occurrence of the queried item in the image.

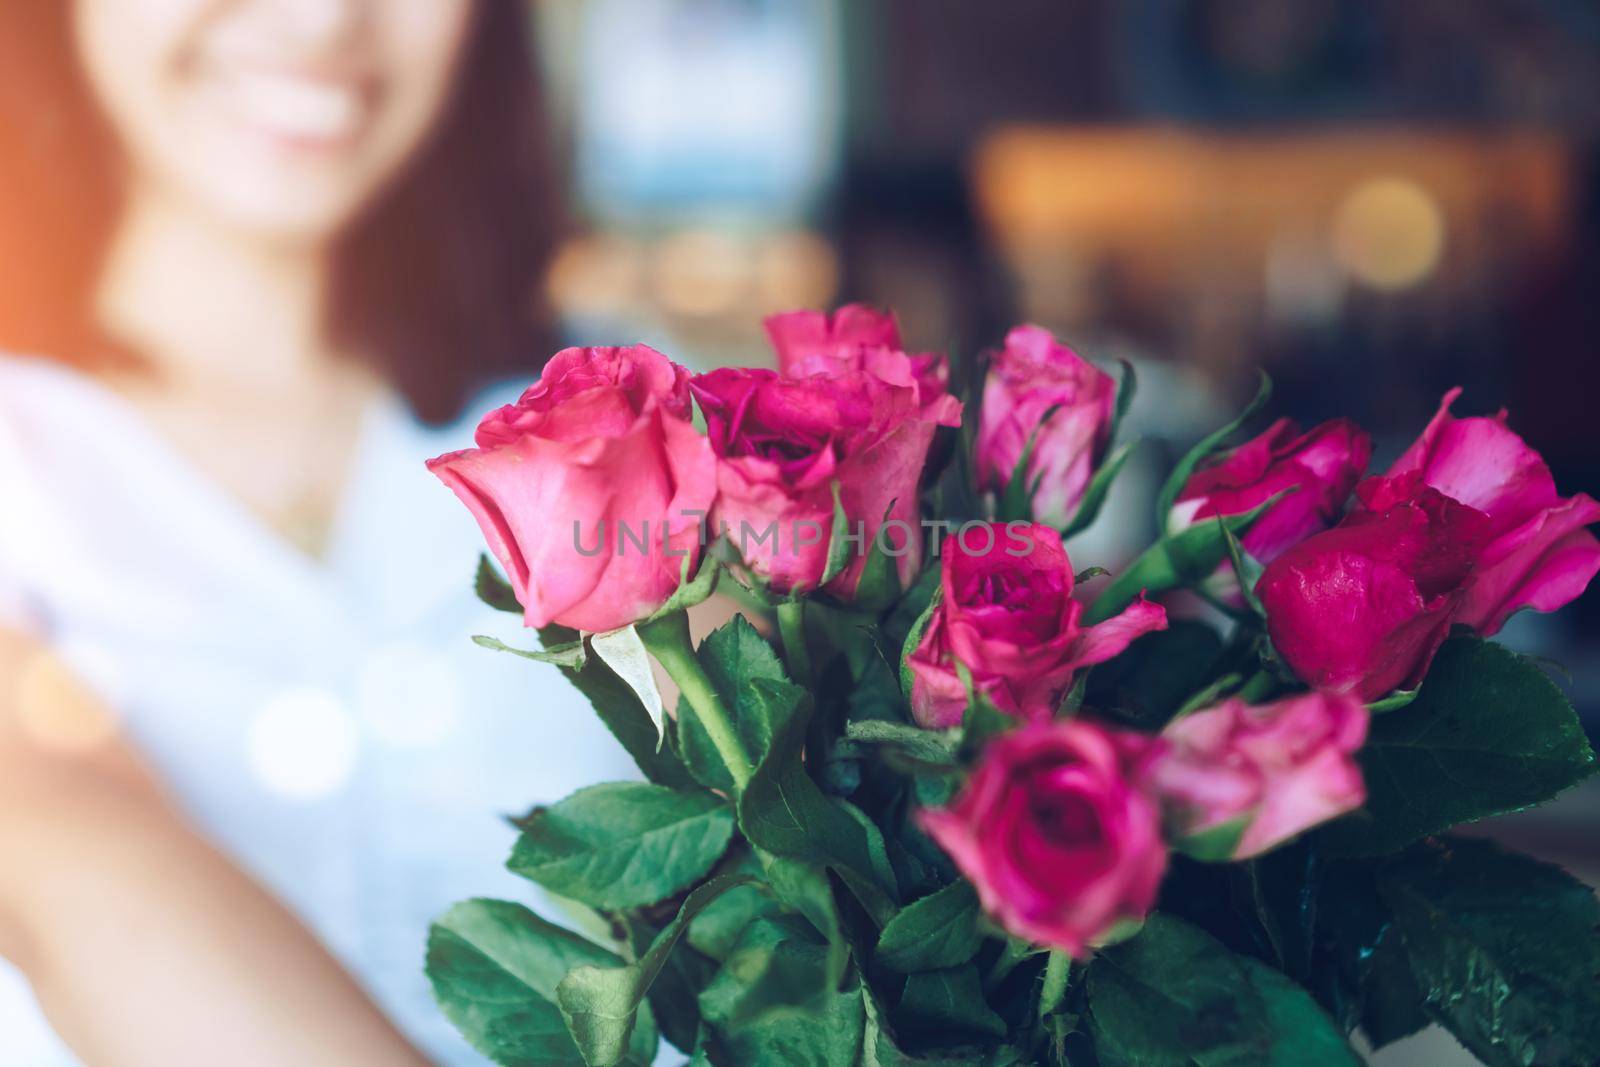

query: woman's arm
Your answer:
[0,629,430,1067]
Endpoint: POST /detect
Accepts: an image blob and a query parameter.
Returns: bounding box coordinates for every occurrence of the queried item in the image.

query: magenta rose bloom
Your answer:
[691,365,960,598]
[428,345,716,634]
[906,523,1167,728]
[1257,473,1490,701]
[764,304,950,407]
[1147,692,1368,859]
[975,325,1116,527]
[1169,417,1372,565]
[1387,388,1600,635]
[919,720,1168,957]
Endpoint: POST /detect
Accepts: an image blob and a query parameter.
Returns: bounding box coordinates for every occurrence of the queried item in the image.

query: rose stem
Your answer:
[776,600,812,686]
[1037,950,1072,1022]
[1236,669,1279,704]
[638,611,754,789]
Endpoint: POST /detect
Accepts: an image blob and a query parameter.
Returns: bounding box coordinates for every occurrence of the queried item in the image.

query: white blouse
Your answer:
[0,354,639,1065]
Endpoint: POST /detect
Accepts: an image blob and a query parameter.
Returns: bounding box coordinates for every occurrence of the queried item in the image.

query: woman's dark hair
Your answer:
[0,2,562,424]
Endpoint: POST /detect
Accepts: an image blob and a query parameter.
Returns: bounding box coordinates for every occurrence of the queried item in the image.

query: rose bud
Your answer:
[906,522,1167,729]
[1147,692,1368,859]
[690,365,961,598]
[918,720,1168,957]
[428,345,716,634]
[1257,473,1490,701]
[975,325,1116,528]
[1168,417,1371,565]
[1387,388,1600,635]
[764,304,950,407]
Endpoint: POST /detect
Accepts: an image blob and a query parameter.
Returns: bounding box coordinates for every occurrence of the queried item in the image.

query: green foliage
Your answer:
[1085,914,1358,1067]
[535,622,696,790]
[507,782,734,910]
[1154,371,1272,521]
[475,554,523,614]
[893,965,1009,1045]
[875,880,983,973]
[1379,837,1600,1067]
[1319,636,1596,856]
[555,874,751,1067]
[426,899,658,1067]
[1082,496,1285,626]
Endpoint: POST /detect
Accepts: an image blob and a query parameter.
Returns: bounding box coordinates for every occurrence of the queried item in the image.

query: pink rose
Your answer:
[906,523,1168,728]
[918,720,1167,957]
[1387,388,1600,635]
[1169,417,1372,565]
[1257,473,1490,701]
[428,345,716,634]
[1147,692,1368,859]
[975,325,1116,527]
[764,304,950,407]
[690,364,960,598]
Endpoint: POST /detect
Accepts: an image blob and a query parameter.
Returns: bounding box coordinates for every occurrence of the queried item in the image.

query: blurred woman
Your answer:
[0,2,637,1063]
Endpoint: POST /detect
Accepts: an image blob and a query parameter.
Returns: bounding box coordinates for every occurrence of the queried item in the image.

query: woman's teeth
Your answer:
[226,71,364,142]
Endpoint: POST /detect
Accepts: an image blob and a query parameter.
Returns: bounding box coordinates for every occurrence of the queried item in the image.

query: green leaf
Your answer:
[1318,636,1596,857]
[1059,437,1139,540]
[898,584,943,701]
[1315,860,1428,1048]
[698,915,838,1027]
[1083,497,1285,626]
[1086,913,1358,1067]
[508,782,734,910]
[1365,686,1421,713]
[1155,371,1272,521]
[996,402,1065,523]
[1217,519,1265,617]
[676,615,795,793]
[556,874,750,1067]
[1111,358,1137,441]
[475,554,523,614]
[822,480,854,587]
[739,726,899,925]
[758,853,852,994]
[719,638,897,922]
[875,880,983,973]
[641,547,722,623]
[1083,620,1225,730]
[846,719,962,772]
[892,965,1008,1045]
[472,633,587,669]
[542,626,696,790]
[426,898,657,1067]
[1379,837,1600,1067]
[622,914,718,1055]
[688,880,785,962]
[696,917,866,1066]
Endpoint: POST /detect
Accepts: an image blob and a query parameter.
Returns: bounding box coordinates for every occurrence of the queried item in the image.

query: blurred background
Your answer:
[528,0,1597,680]
[529,7,1600,1060]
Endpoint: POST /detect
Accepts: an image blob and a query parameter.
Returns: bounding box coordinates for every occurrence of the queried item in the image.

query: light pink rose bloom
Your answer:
[1147,692,1368,859]
[975,325,1116,527]
[690,364,960,598]
[1388,388,1600,635]
[764,304,950,407]
[1258,473,1490,702]
[919,720,1167,957]
[427,345,716,634]
[1169,417,1371,565]
[907,523,1167,729]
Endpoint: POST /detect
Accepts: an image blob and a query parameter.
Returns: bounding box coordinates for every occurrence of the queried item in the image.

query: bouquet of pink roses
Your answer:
[424,307,1600,1067]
